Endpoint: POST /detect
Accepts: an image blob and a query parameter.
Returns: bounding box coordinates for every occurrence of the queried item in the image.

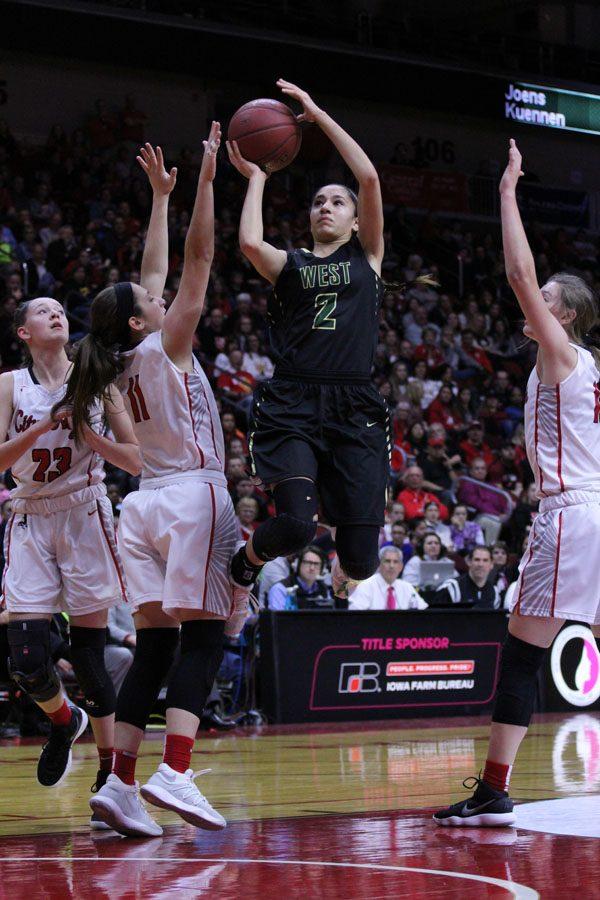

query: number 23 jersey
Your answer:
[269,237,383,380]
[8,367,105,500]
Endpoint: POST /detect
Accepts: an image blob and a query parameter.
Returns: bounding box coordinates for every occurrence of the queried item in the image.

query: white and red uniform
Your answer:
[512,344,600,623]
[116,331,239,616]
[2,367,125,615]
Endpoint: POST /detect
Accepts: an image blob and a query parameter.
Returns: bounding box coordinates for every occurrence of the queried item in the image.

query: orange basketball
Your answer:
[228,99,302,173]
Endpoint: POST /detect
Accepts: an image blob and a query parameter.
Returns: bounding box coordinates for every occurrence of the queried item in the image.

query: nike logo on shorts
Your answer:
[366,421,376,428]
[88,509,96,516]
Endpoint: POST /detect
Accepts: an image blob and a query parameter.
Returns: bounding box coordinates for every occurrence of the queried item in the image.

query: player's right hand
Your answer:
[226,140,266,179]
[136,143,178,196]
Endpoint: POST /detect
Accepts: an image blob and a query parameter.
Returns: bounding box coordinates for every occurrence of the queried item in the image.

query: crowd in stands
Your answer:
[1,99,600,623]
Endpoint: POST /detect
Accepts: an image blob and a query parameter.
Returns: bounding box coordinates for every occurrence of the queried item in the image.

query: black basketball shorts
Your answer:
[248,377,391,526]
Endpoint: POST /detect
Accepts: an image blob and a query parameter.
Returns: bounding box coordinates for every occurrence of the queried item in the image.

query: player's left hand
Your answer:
[276,79,322,123]
[200,121,221,182]
[136,144,178,196]
[50,404,72,426]
[499,138,524,194]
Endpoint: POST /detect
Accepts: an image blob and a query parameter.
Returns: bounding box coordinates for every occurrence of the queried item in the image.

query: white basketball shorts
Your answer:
[510,490,600,624]
[2,490,126,616]
[118,477,239,616]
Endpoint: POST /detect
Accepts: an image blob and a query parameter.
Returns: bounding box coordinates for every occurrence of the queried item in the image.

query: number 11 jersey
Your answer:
[269,237,383,381]
[117,331,226,486]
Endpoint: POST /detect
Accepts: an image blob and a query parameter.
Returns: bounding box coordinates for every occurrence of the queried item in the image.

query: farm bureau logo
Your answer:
[551,625,600,707]
[338,662,381,694]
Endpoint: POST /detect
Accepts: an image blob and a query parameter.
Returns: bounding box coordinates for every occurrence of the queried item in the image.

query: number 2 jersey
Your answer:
[269,237,383,381]
[116,330,226,487]
[8,366,105,501]
[525,344,600,498]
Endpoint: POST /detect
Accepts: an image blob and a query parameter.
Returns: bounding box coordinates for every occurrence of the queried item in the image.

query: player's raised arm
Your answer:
[138,144,177,298]
[500,139,576,382]
[162,121,220,365]
[226,140,287,284]
[277,78,384,271]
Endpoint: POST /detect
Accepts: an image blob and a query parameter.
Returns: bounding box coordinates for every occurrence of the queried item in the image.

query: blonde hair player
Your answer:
[0,296,139,813]
[227,79,391,602]
[434,139,600,826]
[63,127,248,838]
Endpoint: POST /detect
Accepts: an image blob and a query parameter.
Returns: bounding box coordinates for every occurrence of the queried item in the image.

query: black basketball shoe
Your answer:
[37,705,88,788]
[433,776,516,827]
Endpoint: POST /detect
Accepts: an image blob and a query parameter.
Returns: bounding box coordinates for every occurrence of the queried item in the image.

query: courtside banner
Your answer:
[260,610,507,723]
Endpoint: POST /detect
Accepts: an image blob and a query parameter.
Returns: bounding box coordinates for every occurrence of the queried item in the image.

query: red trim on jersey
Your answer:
[198,378,221,466]
[550,510,563,617]
[96,500,127,602]
[202,484,216,608]
[184,372,205,468]
[555,384,565,492]
[1,514,16,600]
[515,517,537,615]
[534,383,545,496]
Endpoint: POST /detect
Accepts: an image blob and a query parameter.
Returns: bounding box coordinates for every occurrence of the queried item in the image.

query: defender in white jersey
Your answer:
[435,140,600,828]
[0,296,140,800]
[64,130,245,838]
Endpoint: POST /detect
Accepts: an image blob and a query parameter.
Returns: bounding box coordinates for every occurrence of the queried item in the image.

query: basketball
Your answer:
[228,99,302,172]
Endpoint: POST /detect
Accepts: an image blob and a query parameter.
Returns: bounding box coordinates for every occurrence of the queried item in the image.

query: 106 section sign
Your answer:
[260,610,508,723]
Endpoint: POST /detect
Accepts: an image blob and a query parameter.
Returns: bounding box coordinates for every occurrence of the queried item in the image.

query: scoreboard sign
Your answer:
[504,81,600,136]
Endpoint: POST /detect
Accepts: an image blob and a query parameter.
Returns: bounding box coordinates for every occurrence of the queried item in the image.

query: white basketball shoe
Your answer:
[140,763,226,830]
[89,773,163,837]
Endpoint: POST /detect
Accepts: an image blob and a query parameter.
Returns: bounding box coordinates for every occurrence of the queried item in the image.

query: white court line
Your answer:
[0,855,539,899]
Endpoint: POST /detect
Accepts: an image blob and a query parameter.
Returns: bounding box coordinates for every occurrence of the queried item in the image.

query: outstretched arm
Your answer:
[500,139,575,382]
[138,144,177,298]
[277,78,384,270]
[162,121,220,366]
[226,141,287,284]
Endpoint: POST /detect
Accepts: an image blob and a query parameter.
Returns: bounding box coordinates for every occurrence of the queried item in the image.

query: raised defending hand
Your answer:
[276,78,322,123]
[226,139,265,179]
[499,138,524,195]
[200,120,221,182]
[136,144,177,196]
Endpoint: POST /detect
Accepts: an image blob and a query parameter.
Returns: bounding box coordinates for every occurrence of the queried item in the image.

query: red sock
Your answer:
[113,750,137,786]
[163,734,194,774]
[483,758,512,792]
[97,746,114,774]
[47,700,72,728]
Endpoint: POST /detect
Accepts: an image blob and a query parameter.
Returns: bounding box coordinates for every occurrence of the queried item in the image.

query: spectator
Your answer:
[435,546,501,609]
[349,546,427,610]
[403,532,457,587]
[236,496,259,540]
[449,503,485,554]
[419,436,461,500]
[423,500,453,548]
[267,546,332,610]
[489,540,519,598]
[457,457,511,543]
[459,421,494,467]
[382,520,413,563]
[396,465,449,521]
[216,349,257,406]
[242,332,274,381]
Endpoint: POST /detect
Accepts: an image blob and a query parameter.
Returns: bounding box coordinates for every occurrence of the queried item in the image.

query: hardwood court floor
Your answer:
[1,712,599,898]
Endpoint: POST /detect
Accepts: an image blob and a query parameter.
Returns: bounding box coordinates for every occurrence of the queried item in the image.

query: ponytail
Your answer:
[52,282,139,442]
[56,333,124,442]
[384,273,440,295]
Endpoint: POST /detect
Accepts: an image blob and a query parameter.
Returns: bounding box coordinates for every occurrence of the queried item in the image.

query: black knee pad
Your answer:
[7,619,61,702]
[165,620,225,719]
[69,626,116,719]
[116,627,179,730]
[335,524,380,582]
[492,633,547,727]
[252,478,318,561]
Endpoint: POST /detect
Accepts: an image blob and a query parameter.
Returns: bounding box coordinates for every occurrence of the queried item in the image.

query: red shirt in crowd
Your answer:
[413,343,446,373]
[217,369,256,396]
[426,398,463,432]
[459,438,495,467]
[396,488,449,521]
